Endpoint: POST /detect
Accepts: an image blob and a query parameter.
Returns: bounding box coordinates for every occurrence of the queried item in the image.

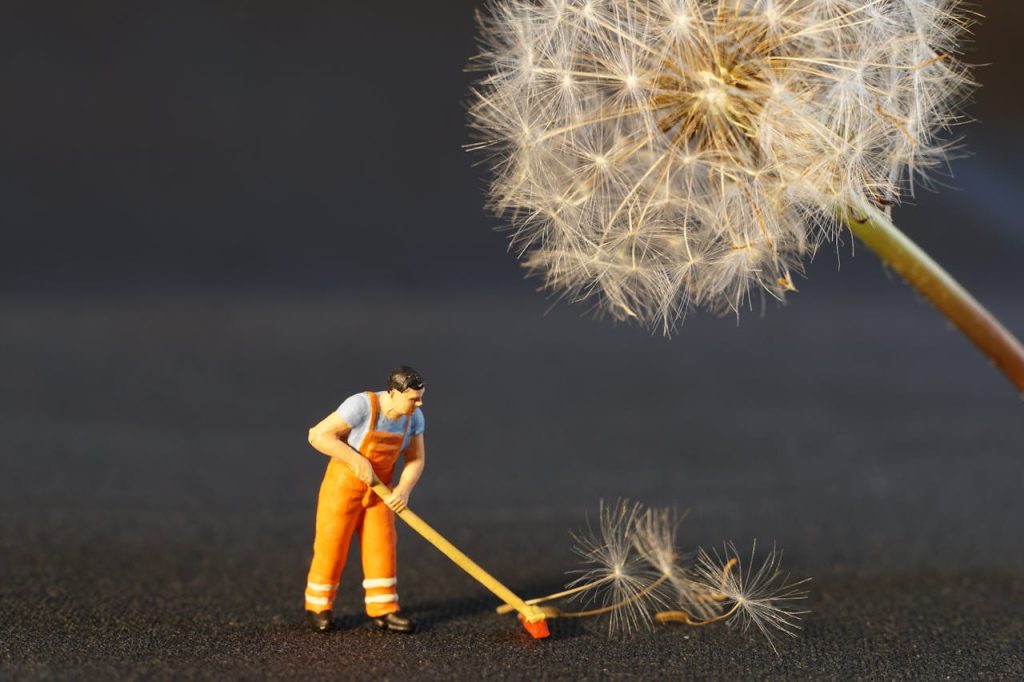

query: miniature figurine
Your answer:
[304,366,426,633]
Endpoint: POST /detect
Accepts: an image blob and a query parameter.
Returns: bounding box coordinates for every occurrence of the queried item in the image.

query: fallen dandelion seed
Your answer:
[499,500,811,653]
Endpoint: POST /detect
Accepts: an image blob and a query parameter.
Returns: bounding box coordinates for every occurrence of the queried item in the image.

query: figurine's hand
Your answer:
[384,488,410,514]
[348,456,375,486]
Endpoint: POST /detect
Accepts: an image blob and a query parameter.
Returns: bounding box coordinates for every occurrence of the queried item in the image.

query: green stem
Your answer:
[841,201,1024,396]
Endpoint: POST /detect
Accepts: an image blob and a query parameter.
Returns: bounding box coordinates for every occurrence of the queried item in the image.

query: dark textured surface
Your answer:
[1,286,1022,679]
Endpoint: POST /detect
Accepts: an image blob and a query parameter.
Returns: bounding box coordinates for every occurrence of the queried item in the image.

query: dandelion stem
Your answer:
[557,574,670,619]
[842,201,1024,395]
[714,557,737,598]
[654,601,741,627]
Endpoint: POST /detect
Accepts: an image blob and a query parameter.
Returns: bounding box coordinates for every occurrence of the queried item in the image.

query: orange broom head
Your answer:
[519,614,550,639]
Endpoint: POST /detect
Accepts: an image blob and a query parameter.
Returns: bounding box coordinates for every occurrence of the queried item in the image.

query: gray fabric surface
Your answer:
[1,288,1022,679]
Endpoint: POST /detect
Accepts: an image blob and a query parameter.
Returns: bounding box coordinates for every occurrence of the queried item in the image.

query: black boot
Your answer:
[306,609,334,633]
[371,612,415,634]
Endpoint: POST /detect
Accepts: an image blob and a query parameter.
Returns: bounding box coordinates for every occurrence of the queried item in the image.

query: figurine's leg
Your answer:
[358,497,400,617]
[305,468,364,613]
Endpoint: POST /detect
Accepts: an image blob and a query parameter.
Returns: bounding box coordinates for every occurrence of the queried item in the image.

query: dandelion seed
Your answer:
[692,541,811,654]
[470,0,975,328]
[566,500,672,636]
[631,506,715,620]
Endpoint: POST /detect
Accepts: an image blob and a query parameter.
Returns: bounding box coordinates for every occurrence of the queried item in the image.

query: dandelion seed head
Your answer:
[469,0,975,329]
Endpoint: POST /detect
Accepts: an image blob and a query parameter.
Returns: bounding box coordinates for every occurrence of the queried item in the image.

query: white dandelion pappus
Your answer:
[693,541,811,653]
[468,0,975,329]
[566,500,672,636]
[631,506,716,620]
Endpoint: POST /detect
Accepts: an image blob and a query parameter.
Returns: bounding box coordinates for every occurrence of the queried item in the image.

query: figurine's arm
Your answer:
[384,434,425,513]
[307,412,374,485]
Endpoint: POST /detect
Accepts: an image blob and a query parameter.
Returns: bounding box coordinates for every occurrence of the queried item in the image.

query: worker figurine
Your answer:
[304,366,426,634]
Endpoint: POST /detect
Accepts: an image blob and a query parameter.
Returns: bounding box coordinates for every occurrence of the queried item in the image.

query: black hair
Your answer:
[388,365,425,392]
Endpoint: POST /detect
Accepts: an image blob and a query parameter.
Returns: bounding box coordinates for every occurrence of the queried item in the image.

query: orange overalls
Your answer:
[305,391,410,617]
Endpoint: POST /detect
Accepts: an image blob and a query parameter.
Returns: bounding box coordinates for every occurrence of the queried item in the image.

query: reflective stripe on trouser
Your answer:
[363,577,398,611]
[305,460,400,616]
[304,580,338,609]
[356,498,400,617]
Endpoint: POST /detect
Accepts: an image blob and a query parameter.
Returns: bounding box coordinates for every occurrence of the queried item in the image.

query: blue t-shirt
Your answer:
[336,391,425,454]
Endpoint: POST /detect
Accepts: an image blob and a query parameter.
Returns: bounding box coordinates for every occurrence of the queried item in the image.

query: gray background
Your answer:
[1,1,1022,678]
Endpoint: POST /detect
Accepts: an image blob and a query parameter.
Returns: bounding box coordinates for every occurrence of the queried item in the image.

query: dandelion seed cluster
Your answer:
[564,500,808,646]
[469,0,974,327]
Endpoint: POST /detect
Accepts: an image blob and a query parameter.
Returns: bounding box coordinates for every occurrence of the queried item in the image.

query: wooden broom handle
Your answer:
[369,479,546,624]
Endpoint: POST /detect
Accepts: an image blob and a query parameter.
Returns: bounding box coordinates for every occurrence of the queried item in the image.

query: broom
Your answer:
[369,477,550,639]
